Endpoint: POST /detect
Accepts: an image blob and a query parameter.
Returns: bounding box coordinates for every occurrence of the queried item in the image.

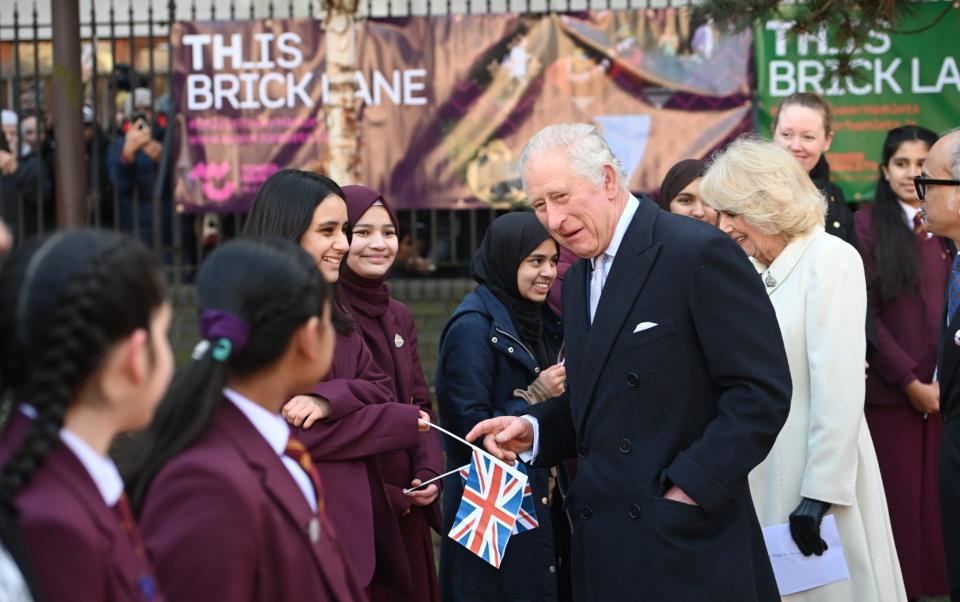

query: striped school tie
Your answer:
[284,436,327,517]
[113,493,161,601]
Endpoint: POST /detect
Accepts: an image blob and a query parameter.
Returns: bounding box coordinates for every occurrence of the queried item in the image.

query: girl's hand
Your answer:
[536,363,567,398]
[417,410,431,432]
[282,395,332,429]
[405,479,440,506]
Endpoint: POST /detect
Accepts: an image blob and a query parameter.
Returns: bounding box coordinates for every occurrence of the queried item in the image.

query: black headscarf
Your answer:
[471,212,557,365]
[657,159,706,210]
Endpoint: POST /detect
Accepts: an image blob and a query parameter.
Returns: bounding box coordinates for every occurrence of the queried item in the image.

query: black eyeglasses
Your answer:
[914,175,960,201]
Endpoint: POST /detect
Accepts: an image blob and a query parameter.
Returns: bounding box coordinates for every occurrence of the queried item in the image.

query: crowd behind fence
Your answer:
[0,0,695,282]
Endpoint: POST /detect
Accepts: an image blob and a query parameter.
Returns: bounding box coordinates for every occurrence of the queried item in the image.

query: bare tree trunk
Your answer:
[323,0,361,185]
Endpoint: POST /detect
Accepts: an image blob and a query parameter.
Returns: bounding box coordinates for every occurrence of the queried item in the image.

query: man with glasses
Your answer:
[918,127,960,602]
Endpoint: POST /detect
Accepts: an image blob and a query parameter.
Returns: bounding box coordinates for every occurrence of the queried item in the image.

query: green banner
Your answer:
[755,3,960,201]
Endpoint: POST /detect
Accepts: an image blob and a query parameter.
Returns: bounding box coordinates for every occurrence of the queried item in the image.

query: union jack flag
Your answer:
[459,461,539,534]
[448,450,527,568]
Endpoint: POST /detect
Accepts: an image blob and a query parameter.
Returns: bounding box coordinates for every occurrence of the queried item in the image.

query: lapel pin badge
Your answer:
[394,334,405,348]
[308,516,321,543]
[764,272,777,288]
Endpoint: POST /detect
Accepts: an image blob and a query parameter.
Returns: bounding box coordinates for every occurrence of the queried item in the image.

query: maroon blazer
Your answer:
[302,328,424,589]
[855,206,951,400]
[140,401,365,602]
[11,434,163,601]
[339,294,446,597]
[348,299,445,527]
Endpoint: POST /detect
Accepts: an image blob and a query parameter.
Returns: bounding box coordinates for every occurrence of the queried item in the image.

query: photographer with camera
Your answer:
[107,87,172,247]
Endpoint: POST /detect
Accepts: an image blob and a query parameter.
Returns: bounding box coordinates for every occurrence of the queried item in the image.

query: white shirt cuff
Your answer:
[518,415,540,463]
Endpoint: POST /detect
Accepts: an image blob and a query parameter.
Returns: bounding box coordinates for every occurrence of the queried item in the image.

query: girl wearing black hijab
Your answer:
[657,158,716,225]
[435,211,565,601]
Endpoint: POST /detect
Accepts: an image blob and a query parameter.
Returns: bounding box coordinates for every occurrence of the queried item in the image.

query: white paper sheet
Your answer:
[762,515,850,596]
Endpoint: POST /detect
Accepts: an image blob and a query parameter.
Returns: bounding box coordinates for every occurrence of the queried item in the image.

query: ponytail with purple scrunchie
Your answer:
[194,310,250,362]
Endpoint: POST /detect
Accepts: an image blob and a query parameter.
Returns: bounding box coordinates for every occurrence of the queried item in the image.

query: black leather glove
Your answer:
[789,498,832,556]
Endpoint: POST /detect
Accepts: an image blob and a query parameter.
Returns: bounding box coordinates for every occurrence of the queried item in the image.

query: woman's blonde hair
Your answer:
[700,136,826,240]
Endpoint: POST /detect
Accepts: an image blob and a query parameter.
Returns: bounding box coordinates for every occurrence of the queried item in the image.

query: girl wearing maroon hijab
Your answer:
[340,185,445,602]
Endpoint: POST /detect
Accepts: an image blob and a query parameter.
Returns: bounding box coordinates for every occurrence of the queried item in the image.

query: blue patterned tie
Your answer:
[949,254,960,324]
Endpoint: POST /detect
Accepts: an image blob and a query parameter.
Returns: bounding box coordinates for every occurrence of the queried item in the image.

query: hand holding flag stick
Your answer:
[464,416,535,464]
[417,410,431,432]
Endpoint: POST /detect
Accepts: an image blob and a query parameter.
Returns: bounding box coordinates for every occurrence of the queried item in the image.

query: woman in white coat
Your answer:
[700,137,906,602]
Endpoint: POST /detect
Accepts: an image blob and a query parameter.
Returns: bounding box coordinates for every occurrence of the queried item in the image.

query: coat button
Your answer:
[628,504,641,519]
[577,443,589,457]
[535,367,540,374]
[580,506,593,520]
[626,373,639,387]
[541,496,549,505]
[491,336,498,343]
[618,438,632,454]
[832,221,840,229]
[508,346,514,353]
[549,565,556,574]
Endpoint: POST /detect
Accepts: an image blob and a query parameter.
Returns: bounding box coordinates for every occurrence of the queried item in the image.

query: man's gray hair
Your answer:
[947,126,960,181]
[519,123,629,192]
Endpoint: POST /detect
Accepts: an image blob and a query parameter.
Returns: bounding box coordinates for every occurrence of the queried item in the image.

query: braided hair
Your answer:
[0,230,167,501]
[127,237,333,511]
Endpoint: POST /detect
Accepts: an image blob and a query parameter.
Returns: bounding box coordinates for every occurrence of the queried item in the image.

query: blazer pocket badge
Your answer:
[395,333,405,348]
[633,321,658,334]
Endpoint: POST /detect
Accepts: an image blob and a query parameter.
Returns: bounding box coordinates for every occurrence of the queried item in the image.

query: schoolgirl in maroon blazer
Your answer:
[243,170,426,593]
[131,238,418,601]
[0,229,173,602]
[340,185,445,601]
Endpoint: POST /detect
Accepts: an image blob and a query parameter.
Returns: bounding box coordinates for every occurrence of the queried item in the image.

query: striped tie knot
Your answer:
[114,492,147,558]
[284,437,312,472]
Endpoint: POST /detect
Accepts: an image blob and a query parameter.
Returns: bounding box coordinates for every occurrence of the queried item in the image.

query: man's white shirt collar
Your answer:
[592,193,640,270]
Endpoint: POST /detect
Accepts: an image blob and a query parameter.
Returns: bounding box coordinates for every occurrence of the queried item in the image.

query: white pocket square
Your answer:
[633,321,658,334]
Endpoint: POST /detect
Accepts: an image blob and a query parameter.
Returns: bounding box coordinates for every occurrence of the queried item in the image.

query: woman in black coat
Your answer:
[772,92,878,357]
[436,212,565,602]
[771,92,859,249]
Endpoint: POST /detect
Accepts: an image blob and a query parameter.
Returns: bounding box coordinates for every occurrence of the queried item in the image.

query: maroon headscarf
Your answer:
[340,185,400,317]
[339,185,404,384]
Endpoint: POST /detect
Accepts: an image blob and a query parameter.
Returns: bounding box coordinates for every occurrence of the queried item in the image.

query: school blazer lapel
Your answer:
[576,200,661,430]
[47,446,153,600]
[217,403,328,573]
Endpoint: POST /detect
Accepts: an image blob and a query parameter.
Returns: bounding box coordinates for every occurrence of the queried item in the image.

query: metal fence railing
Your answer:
[0,0,694,281]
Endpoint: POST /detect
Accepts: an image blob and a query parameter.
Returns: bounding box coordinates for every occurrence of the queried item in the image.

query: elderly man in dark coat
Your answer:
[468,123,792,601]
[917,126,960,602]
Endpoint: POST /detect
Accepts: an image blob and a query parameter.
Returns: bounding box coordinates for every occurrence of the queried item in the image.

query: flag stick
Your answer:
[422,421,522,476]
[402,465,466,494]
